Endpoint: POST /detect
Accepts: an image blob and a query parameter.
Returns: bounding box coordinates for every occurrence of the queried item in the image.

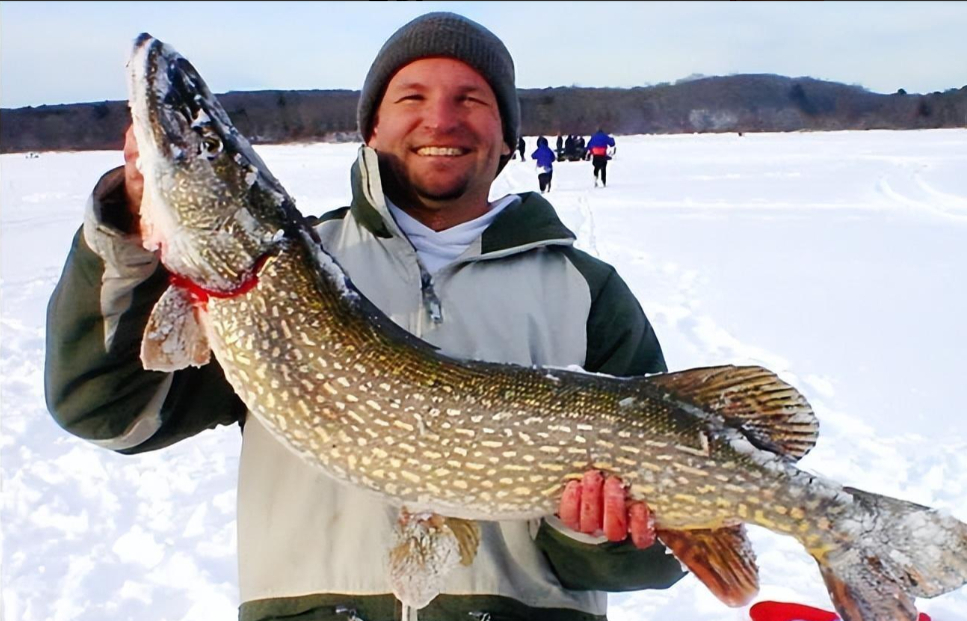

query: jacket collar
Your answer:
[349,146,394,239]
[349,146,576,255]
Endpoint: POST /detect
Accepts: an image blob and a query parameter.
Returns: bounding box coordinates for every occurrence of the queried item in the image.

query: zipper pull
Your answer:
[419,265,443,325]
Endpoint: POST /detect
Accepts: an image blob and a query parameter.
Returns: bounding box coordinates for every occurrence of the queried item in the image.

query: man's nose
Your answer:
[422,97,462,132]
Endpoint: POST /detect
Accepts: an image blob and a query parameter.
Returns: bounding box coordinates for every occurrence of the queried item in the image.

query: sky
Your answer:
[2,1,967,109]
[3,129,967,620]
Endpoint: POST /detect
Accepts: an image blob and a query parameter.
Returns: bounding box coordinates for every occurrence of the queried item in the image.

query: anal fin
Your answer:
[140,284,211,371]
[658,524,759,607]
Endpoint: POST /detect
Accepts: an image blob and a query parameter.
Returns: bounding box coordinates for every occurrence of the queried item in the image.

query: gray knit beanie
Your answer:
[357,12,520,155]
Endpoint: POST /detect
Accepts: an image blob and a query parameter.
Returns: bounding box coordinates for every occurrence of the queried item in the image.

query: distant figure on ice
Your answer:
[587,128,616,187]
[556,134,564,161]
[517,136,526,161]
[531,135,556,193]
[564,134,575,161]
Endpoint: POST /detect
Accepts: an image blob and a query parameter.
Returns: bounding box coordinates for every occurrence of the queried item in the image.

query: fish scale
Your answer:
[129,32,967,621]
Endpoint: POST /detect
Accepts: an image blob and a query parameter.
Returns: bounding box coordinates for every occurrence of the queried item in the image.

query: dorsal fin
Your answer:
[647,365,818,459]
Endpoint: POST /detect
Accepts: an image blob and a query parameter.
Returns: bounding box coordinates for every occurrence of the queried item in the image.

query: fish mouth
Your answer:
[126,33,293,293]
[127,33,288,201]
[128,33,233,165]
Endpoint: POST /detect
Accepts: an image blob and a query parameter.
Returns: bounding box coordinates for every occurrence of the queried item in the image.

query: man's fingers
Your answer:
[602,476,628,541]
[628,502,656,549]
[559,480,582,531]
[562,471,652,545]
[578,470,604,533]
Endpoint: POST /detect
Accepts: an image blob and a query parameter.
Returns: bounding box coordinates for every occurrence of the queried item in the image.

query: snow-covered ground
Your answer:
[3,129,966,620]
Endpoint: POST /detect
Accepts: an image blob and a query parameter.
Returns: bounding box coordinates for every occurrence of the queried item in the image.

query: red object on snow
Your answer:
[749,601,931,621]
[749,601,838,621]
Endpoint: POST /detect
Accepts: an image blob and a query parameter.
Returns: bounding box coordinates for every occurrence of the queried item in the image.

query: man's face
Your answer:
[368,57,510,208]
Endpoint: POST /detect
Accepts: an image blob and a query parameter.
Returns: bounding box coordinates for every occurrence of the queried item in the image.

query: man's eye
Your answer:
[397,94,423,103]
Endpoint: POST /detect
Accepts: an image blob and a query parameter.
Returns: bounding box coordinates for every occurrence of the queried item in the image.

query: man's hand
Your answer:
[122,124,144,233]
[557,471,656,549]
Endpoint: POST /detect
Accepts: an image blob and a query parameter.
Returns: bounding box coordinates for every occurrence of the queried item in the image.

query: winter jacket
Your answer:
[587,131,616,158]
[45,145,684,621]
[532,144,557,171]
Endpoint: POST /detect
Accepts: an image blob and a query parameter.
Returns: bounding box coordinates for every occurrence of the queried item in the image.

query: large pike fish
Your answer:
[127,33,967,620]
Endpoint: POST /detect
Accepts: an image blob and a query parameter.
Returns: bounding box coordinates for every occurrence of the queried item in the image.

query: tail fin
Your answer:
[814,487,967,621]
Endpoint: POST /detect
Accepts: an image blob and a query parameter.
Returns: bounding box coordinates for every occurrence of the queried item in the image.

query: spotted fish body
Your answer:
[211,241,820,528]
[129,33,967,620]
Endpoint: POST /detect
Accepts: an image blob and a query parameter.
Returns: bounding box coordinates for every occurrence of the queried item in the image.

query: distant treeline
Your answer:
[2,74,965,154]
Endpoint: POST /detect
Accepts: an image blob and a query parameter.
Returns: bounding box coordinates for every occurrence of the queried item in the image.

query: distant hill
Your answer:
[2,74,965,154]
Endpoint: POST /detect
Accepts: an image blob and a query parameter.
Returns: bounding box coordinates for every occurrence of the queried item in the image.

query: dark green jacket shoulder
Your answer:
[45,167,244,454]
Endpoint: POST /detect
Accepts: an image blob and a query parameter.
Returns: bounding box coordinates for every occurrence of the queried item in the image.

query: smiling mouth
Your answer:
[415,146,470,157]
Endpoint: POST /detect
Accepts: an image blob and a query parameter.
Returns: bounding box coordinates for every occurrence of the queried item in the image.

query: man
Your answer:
[587,128,616,187]
[45,12,684,621]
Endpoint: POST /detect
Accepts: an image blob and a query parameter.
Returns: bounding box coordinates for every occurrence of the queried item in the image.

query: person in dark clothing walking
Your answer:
[587,128,616,187]
[517,136,526,161]
[531,135,556,193]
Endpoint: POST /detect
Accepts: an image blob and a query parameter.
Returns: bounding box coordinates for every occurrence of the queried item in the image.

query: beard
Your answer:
[411,174,472,202]
[378,152,477,205]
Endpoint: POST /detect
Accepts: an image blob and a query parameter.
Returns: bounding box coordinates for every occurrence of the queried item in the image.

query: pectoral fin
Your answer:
[140,284,211,372]
[658,525,759,607]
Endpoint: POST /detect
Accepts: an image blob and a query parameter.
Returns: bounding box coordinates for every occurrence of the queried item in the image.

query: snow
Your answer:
[3,129,967,620]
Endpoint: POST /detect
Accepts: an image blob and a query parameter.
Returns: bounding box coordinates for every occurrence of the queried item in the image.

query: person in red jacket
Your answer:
[586,128,616,187]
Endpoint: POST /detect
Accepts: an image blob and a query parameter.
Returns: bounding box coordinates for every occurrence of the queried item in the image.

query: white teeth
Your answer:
[417,146,466,156]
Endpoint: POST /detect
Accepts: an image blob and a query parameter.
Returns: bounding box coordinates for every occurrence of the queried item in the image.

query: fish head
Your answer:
[127,33,296,294]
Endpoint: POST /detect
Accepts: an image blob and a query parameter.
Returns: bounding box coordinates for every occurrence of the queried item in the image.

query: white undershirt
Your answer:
[387,194,520,274]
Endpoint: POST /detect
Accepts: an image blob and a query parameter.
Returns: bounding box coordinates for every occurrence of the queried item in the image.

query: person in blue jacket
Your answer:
[587,128,616,187]
[531,135,556,193]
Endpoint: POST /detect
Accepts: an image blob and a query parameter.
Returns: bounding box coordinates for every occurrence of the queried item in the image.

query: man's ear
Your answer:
[367,113,380,146]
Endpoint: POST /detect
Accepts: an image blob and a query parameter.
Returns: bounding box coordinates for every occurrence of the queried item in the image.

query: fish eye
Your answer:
[200,133,222,158]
